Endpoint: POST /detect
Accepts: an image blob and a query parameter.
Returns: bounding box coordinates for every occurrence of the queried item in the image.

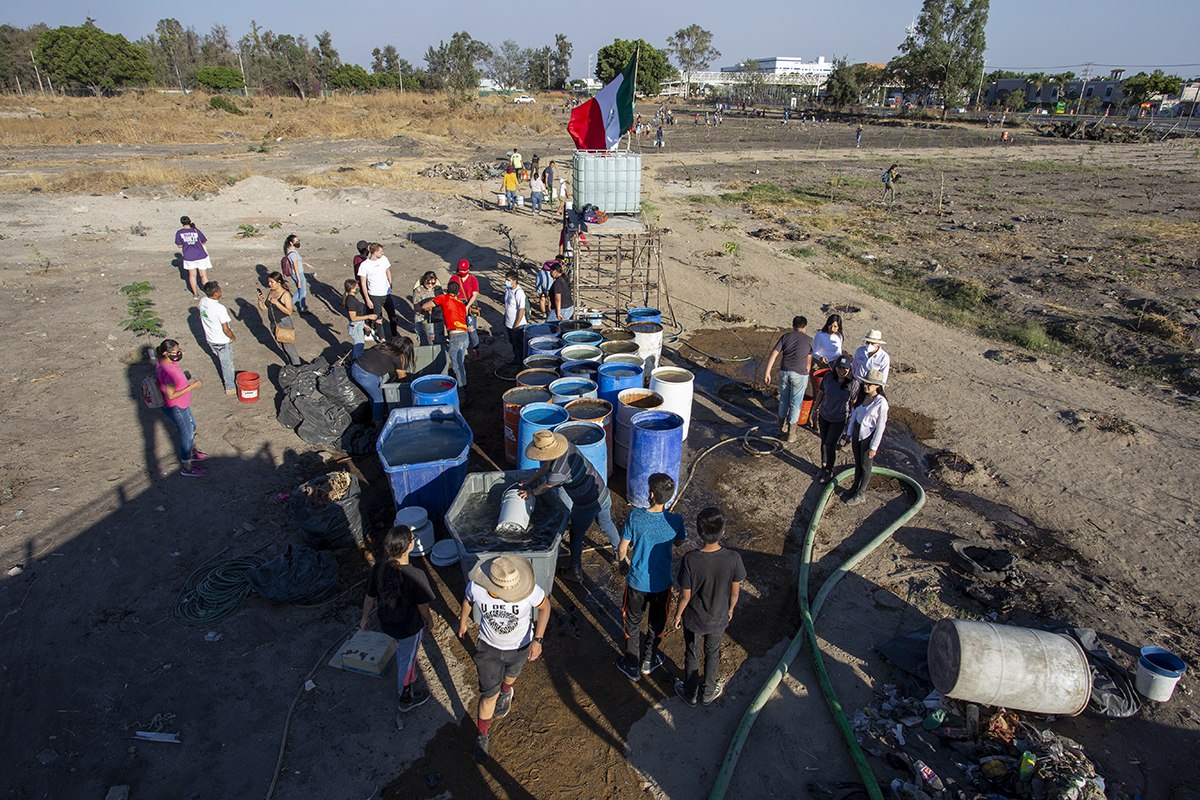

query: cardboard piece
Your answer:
[337,630,396,677]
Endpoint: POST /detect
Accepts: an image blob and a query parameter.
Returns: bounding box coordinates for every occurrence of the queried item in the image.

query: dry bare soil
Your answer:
[0,95,1197,800]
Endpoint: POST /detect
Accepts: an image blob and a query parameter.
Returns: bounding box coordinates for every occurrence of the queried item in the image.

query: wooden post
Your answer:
[30,50,45,94]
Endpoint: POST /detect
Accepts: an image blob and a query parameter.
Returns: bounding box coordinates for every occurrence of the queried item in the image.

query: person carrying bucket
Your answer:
[517,430,620,584]
[419,280,470,390]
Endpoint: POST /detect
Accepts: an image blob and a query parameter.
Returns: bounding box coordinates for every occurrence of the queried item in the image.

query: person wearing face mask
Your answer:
[840,369,888,506]
[816,355,854,484]
[502,269,528,367]
[851,329,890,396]
[155,339,207,477]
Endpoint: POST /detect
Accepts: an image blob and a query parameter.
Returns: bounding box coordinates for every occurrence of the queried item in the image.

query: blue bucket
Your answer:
[554,420,607,480]
[377,405,473,517]
[549,377,598,405]
[597,362,644,407]
[411,374,459,412]
[559,359,600,381]
[562,330,604,347]
[626,410,684,508]
[517,402,570,470]
[626,307,662,325]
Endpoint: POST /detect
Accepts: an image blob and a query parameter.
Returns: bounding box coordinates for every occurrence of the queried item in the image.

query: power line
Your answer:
[988,63,1200,71]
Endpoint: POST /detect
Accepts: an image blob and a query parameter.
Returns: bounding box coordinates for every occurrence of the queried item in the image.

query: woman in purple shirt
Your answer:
[174,216,212,301]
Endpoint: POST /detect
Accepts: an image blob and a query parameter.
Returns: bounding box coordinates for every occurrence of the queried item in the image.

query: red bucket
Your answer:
[235,371,260,403]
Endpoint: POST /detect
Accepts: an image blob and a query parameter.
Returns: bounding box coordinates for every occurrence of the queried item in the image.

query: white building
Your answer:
[721,56,834,81]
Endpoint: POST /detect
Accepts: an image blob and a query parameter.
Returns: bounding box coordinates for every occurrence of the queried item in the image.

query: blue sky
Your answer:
[6,0,1198,77]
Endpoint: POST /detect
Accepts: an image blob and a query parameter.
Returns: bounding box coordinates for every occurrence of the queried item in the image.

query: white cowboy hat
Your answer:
[863,330,886,344]
[470,555,536,603]
[524,430,568,462]
[863,369,887,387]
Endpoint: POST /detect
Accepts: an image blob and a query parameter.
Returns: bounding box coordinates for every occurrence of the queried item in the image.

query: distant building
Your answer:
[984,77,1125,109]
[721,56,834,81]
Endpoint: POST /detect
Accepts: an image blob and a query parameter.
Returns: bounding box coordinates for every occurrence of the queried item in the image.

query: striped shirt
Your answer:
[541,443,604,507]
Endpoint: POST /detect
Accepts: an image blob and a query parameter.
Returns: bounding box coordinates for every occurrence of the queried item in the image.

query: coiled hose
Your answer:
[708,466,926,800]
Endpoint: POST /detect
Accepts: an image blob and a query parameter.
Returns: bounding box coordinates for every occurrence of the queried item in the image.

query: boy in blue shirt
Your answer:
[616,473,686,680]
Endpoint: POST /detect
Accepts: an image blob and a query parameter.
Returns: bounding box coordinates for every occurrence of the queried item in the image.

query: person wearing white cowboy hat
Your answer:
[839,368,889,506]
[458,555,550,764]
[517,430,621,583]
[851,329,891,395]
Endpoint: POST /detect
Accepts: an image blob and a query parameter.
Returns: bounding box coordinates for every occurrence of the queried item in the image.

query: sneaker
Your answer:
[640,650,666,675]
[701,682,724,706]
[397,685,429,713]
[494,687,514,718]
[674,679,698,707]
[615,656,641,682]
[784,428,796,443]
[225,389,237,396]
[191,450,209,461]
[844,494,866,507]
[474,733,490,764]
[816,469,831,484]
[180,465,206,477]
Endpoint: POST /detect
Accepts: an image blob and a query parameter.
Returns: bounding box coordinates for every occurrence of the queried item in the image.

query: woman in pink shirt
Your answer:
[155,339,207,477]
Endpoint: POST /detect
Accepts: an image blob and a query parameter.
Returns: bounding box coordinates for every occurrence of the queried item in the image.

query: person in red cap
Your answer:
[453,259,481,356]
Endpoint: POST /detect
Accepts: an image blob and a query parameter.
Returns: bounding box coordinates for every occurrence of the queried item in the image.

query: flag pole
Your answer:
[628,45,640,152]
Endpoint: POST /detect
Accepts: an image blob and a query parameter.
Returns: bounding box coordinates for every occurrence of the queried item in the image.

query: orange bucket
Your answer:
[235,371,260,403]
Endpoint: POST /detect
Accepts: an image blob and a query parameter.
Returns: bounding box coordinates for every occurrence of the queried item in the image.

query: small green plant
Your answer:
[248,140,270,154]
[996,321,1057,352]
[27,245,51,274]
[236,224,262,238]
[267,220,283,230]
[208,95,244,116]
[120,282,165,341]
[722,241,739,257]
[786,246,817,258]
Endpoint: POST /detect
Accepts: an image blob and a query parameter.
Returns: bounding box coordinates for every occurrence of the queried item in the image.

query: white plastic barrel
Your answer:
[927,619,1092,716]
[649,367,695,440]
[630,322,664,380]
[615,388,663,469]
[393,506,436,557]
[495,484,534,537]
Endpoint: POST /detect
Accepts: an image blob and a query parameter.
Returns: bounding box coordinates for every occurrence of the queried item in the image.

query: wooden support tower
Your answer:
[568,219,663,319]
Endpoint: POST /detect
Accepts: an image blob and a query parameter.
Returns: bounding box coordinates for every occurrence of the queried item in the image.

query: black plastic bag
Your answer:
[290,473,365,549]
[340,423,377,456]
[277,394,304,431]
[293,394,351,446]
[246,544,339,603]
[318,365,371,422]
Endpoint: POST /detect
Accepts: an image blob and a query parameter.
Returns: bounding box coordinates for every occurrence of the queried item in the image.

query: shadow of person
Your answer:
[304,272,345,318]
[384,209,449,231]
[127,349,162,478]
[234,297,276,351]
[171,252,190,295]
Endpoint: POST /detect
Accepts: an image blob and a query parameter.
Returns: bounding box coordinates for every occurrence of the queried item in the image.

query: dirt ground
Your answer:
[1,107,1198,800]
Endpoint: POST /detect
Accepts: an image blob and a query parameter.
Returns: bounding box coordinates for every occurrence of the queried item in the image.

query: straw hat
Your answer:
[470,556,536,602]
[863,330,886,344]
[863,369,887,387]
[525,430,568,462]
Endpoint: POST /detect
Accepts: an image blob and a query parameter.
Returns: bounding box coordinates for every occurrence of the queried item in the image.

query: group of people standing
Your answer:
[765,314,892,506]
[500,148,565,215]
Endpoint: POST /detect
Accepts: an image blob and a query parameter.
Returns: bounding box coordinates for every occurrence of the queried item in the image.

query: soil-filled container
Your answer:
[377,405,473,518]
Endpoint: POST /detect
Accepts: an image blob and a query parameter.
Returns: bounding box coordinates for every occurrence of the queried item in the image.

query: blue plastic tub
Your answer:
[597,362,644,407]
[626,307,662,325]
[554,421,608,481]
[558,359,600,382]
[377,405,473,518]
[626,410,683,508]
[562,330,604,347]
[549,377,598,405]
[517,402,570,469]
[411,374,459,412]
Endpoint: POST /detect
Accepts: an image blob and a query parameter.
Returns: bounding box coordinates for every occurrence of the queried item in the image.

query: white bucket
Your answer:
[495,484,534,538]
[394,506,436,557]
[630,322,664,381]
[649,367,695,440]
[1135,646,1186,702]
[615,388,663,468]
[496,193,507,207]
[516,195,525,207]
[927,619,1092,716]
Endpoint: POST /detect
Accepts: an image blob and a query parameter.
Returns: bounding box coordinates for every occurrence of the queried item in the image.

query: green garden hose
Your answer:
[708,467,926,800]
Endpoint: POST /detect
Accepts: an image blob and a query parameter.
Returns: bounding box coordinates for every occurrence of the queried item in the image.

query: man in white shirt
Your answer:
[458,556,549,765]
[198,281,237,395]
[851,329,891,395]
[502,269,528,367]
[356,242,397,340]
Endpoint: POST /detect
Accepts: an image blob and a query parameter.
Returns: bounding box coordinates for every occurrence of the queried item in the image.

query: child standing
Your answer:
[360,526,435,724]
[617,473,686,680]
[197,281,237,395]
[673,507,745,706]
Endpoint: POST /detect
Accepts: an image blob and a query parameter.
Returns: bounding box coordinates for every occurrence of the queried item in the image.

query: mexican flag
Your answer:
[568,52,637,151]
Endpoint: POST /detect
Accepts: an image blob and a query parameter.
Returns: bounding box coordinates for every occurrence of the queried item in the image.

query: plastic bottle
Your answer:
[1019,751,1037,780]
[912,760,946,793]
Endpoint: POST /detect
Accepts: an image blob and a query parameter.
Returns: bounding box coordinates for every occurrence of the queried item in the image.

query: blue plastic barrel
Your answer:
[523,353,561,371]
[528,336,564,357]
[549,377,598,405]
[517,402,570,469]
[554,420,607,481]
[597,361,644,406]
[377,404,473,517]
[626,307,662,325]
[411,374,459,412]
[562,330,604,347]
[557,319,593,333]
[559,359,600,381]
[522,323,558,359]
[626,410,684,508]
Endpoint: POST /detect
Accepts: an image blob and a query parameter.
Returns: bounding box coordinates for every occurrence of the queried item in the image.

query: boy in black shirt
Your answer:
[673,507,746,706]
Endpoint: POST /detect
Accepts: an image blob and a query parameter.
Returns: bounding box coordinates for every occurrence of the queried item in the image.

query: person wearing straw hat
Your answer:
[518,430,621,583]
[840,369,889,506]
[458,555,550,764]
[851,329,891,396]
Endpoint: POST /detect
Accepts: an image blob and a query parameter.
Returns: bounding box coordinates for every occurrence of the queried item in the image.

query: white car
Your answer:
[512,95,536,104]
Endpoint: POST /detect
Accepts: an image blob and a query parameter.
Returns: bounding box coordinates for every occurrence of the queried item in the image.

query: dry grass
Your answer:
[283,168,462,194]
[1136,312,1191,346]
[0,166,250,195]
[0,92,558,147]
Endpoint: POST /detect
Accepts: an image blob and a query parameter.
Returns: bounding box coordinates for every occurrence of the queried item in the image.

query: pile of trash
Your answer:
[276,357,376,454]
[418,161,504,181]
[852,685,1109,800]
[1033,121,1155,144]
[290,471,366,550]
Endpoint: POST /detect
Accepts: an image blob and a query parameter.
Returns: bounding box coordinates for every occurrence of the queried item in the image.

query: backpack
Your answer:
[141,374,165,409]
[281,253,294,278]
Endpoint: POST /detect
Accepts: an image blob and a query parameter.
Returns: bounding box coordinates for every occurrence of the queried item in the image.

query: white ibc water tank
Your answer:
[573,151,642,214]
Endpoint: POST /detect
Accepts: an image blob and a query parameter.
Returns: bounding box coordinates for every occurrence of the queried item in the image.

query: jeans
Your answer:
[466,313,479,350]
[394,629,423,695]
[777,370,809,425]
[848,423,874,498]
[683,627,725,700]
[348,321,366,360]
[350,361,386,422]
[548,305,574,323]
[818,415,845,473]
[623,586,670,666]
[162,405,196,464]
[210,342,235,391]
[445,332,469,389]
[562,488,620,571]
[530,191,543,212]
[505,189,517,211]
[506,326,525,364]
[291,270,308,312]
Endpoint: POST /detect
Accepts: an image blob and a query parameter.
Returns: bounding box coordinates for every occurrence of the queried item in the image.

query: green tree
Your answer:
[1002,88,1025,111]
[823,57,860,107]
[855,63,888,105]
[424,31,490,102]
[1122,70,1183,107]
[735,57,766,103]
[550,34,572,90]
[889,0,989,116]
[486,39,527,91]
[196,65,245,92]
[313,31,340,89]
[525,45,552,91]
[666,24,720,98]
[0,23,48,93]
[36,23,153,95]
[328,64,375,91]
[199,24,237,69]
[596,38,675,96]
[257,30,319,99]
